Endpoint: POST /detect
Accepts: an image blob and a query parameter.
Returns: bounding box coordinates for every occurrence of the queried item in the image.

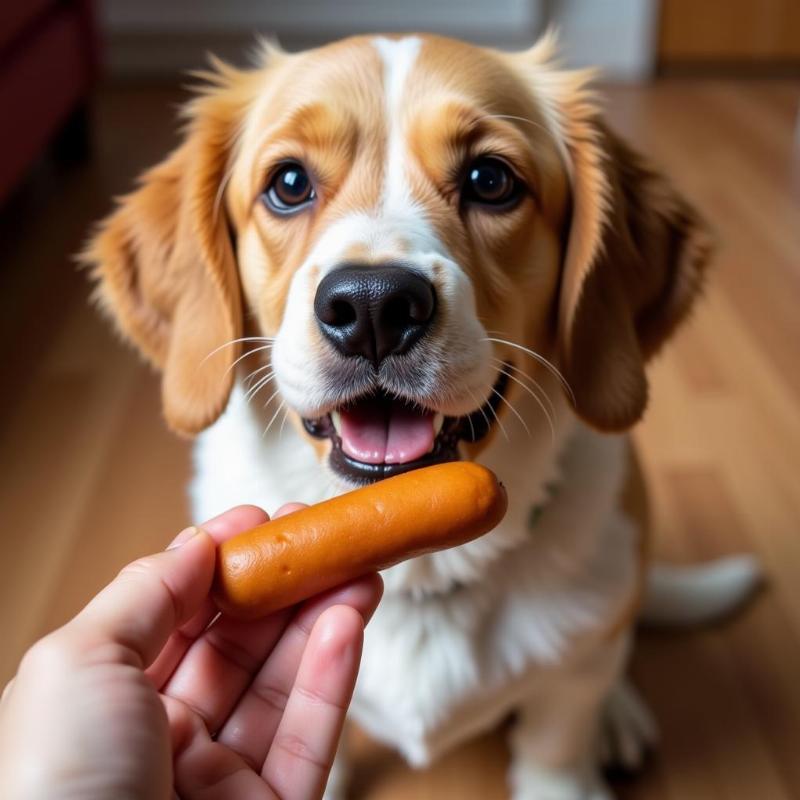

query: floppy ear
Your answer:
[555,98,713,430]
[82,72,250,436]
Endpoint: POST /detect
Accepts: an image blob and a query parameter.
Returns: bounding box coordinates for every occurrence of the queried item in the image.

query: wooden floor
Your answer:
[1,79,798,799]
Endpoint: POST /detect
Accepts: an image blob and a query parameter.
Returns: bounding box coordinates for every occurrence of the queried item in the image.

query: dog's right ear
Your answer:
[556,120,712,432]
[513,35,712,431]
[81,62,259,436]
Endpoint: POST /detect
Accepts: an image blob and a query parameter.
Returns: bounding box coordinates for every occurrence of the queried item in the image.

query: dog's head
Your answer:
[84,33,711,485]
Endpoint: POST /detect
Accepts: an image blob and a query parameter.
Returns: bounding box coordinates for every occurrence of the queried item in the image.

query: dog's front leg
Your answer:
[508,634,628,800]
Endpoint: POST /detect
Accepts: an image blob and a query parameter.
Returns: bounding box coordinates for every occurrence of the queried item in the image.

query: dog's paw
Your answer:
[510,762,613,800]
[598,679,658,772]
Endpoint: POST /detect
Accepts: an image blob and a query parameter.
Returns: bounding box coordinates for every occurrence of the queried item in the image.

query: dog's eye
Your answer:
[463,158,520,208]
[263,163,316,213]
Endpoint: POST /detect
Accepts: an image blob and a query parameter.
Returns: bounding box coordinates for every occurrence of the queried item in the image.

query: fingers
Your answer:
[273,502,306,518]
[185,505,272,548]
[162,607,294,734]
[213,574,382,767]
[168,606,365,800]
[62,529,216,668]
[147,506,271,687]
[262,605,365,800]
[166,696,276,800]
[156,505,314,719]
[66,505,269,672]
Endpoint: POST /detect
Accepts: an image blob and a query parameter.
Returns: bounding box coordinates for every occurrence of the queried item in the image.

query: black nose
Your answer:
[314,264,436,365]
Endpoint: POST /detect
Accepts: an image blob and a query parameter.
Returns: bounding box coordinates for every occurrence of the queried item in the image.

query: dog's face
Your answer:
[85,34,711,485]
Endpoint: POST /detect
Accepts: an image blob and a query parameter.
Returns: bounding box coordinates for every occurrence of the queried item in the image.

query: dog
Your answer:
[84,32,760,799]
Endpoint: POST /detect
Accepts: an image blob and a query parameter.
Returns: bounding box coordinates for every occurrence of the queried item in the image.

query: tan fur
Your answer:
[605,443,652,639]
[511,50,712,429]
[559,124,712,430]
[81,67,263,435]
[83,32,709,442]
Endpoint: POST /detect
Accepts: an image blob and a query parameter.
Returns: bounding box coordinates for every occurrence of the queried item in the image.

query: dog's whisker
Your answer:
[484,332,574,399]
[509,363,557,422]
[223,344,274,377]
[501,372,556,445]
[465,406,477,442]
[487,395,510,443]
[242,368,275,404]
[468,386,508,443]
[262,399,286,439]
[245,371,276,405]
[482,336,576,406]
[278,404,291,439]
[492,362,556,446]
[244,371,275,404]
[201,336,276,365]
[490,355,557,423]
[242,362,273,388]
[242,364,274,394]
[490,356,557,422]
[490,384,530,439]
[261,385,283,409]
[242,370,271,391]
[465,386,495,441]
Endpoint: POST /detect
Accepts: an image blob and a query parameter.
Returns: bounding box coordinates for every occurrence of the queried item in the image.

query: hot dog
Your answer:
[213,462,507,618]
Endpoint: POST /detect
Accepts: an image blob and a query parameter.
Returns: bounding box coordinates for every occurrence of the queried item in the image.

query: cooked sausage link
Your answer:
[213,462,507,618]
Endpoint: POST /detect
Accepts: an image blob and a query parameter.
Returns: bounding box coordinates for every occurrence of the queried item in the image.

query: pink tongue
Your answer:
[339,400,434,465]
[339,400,387,465]
[385,404,435,464]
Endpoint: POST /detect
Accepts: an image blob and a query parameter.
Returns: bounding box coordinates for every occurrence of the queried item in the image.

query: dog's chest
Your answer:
[350,429,636,766]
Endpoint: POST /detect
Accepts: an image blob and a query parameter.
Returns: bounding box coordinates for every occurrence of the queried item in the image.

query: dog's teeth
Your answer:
[331,410,342,435]
[433,413,444,436]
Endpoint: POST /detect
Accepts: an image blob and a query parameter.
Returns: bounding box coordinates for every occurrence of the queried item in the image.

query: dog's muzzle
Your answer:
[304,262,509,484]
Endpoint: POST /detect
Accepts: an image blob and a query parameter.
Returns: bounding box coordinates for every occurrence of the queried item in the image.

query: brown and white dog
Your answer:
[84,32,759,799]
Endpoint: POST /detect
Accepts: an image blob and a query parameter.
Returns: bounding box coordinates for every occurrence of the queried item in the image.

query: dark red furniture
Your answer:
[0,0,98,206]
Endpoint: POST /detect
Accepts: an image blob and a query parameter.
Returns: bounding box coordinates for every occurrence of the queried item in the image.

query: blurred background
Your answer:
[1,1,798,798]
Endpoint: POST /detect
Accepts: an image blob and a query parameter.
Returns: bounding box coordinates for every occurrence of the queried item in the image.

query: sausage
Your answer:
[213,462,507,618]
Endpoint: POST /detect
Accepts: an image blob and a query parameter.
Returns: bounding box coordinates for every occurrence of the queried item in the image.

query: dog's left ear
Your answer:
[81,60,259,435]
[556,107,713,431]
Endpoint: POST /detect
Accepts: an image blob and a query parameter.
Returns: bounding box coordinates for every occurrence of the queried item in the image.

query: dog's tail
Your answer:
[640,556,763,626]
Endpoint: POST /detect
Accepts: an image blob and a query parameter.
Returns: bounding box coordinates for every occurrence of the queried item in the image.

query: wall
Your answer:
[100,0,658,80]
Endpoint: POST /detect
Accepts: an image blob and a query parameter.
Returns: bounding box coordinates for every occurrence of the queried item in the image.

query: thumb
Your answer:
[63,529,216,668]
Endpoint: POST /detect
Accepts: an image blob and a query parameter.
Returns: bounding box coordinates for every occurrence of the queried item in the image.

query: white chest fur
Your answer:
[351,427,635,765]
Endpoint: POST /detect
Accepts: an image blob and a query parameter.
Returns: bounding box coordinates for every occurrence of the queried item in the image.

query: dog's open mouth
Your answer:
[302,368,510,483]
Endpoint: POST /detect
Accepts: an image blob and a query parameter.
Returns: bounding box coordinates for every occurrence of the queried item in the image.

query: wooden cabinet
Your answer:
[659,0,800,66]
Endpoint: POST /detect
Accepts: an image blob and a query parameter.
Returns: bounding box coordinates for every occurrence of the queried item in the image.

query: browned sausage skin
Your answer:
[213,463,507,619]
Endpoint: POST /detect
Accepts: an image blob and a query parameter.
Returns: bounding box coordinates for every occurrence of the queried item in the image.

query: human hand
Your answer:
[0,504,382,800]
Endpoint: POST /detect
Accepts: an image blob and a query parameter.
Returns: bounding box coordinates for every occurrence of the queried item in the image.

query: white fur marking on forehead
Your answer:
[306,212,444,278]
[373,36,422,214]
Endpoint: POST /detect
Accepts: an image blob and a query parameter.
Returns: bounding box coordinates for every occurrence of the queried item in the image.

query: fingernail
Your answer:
[167,526,200,550]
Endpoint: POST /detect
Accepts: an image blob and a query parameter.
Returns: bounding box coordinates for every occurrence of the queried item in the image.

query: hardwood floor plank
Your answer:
[0,364,138,680]
[36,367,191,638]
